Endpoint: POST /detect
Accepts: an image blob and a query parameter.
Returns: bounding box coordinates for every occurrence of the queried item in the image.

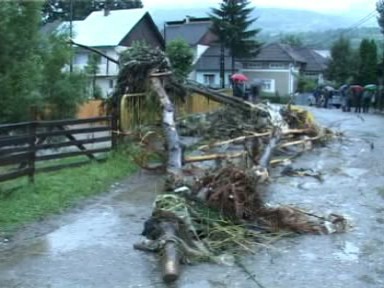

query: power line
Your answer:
[306,10,377,48]
[342,10,377,35]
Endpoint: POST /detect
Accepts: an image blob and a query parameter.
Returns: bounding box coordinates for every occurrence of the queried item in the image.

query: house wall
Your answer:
[73,47,120,76]
[195,71,232,88]
[96,77,116,98]
[193,44,209,65]
[120,14,164,49]
[241,62,300,96]
[72,47,123,98]
[242,70,291,95]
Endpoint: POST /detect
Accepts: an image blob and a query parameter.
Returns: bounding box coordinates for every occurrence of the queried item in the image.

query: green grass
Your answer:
[0,150,137,235]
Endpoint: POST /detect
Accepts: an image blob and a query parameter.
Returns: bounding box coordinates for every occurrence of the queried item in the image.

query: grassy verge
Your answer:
[0,150,137,235]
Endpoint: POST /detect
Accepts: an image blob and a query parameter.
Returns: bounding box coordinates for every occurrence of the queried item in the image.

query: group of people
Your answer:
[232,78,261,103]
[312,84,377,113]
[339,84,377,113]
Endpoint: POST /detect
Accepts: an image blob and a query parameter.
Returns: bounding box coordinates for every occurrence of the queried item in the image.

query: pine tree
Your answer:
[325,37,356,85]
[377,0,384,34]
[210,0,261,74]
[356,39,377,85]
[376,0,384,109]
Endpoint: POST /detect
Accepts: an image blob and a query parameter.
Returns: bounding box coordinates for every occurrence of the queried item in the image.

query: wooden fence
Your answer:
[0,116,115,183]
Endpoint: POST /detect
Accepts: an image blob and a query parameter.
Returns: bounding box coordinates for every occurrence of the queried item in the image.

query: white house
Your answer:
[59,8,164,98]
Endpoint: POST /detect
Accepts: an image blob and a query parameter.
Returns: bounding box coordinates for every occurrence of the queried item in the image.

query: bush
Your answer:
[297,77,317,93]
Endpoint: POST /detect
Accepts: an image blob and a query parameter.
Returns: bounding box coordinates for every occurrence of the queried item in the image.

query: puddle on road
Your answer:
[340,168,368,179]
[333,241,360,262]
[376,187,384,199]
[46,210,119,255]
[113,174,163,204]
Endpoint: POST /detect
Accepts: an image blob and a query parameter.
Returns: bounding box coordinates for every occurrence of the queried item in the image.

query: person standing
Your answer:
[353,86,363,113]
[340,84,350,112]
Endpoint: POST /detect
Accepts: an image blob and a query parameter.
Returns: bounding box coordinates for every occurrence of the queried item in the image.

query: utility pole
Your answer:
[69,0,73,73]
[220,43,225,88]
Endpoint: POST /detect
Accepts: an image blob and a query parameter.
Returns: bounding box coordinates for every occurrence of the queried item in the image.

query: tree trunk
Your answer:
[149,75,182,177]
[258,130,282,169]
[231,54,235,75]
[92,74,96,98]
[220,44,225,89]
[186,84,269,114]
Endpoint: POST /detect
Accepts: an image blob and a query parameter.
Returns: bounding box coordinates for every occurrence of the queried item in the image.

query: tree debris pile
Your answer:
[133,99,346,283]
[178,103,333,147]
[136,165,348,264]
[113,42,348,283]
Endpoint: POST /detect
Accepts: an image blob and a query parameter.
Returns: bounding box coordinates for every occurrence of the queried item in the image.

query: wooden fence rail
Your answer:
[0,116,115,183]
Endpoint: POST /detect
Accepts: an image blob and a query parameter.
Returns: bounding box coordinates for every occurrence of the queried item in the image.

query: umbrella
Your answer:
[350,85,364,93]
[231,73,248,82]
[364,84,377,91]
[324,85,335,92]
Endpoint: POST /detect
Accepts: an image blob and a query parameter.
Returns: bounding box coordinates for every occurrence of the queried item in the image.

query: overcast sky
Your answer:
[143,0,376,14]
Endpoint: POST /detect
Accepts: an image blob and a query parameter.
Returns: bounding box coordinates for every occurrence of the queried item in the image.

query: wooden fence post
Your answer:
[111,97,119,150]
[28,121,37,183]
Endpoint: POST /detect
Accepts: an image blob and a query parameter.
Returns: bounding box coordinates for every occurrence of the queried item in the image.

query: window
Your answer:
[203,74,215,85]
[262,79,275,92]
[109,79,114,89]
[243,62,262,69]
[269,63,285,69]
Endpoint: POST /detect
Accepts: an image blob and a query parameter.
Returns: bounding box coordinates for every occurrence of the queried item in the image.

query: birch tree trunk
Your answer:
[149,75,182,177]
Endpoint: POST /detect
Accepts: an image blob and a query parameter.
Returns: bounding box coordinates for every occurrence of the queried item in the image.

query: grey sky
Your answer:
[143,0,376,14]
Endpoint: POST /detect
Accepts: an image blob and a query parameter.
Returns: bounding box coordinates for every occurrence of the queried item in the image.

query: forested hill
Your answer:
[151,7,380,50]
[260,27,383,50]
[151,7,375,32]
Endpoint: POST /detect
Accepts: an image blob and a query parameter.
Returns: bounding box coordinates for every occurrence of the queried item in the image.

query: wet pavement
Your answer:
[1,108,384,288]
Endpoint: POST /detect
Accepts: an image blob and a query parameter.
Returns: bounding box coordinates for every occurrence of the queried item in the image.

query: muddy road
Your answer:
[0,108,383,288]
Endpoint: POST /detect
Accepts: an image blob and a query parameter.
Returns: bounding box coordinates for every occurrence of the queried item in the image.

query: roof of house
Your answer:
[294,47,328,72]
[194,45,240,71]
[165,19,212,45]
[314,50,331,59]
[252,43,306,63]
[40,20,63,35]
[60,9,151,47]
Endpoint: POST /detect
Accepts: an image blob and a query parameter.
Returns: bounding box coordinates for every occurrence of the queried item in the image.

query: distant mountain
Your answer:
[149,7,377,33]
[260,27,383,50]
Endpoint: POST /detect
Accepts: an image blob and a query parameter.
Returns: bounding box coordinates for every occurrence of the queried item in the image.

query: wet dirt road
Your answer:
[1,108,384,288]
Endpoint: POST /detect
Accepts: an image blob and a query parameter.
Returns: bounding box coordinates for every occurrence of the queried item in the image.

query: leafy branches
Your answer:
[0,1,88,123]
[166,39,194,82]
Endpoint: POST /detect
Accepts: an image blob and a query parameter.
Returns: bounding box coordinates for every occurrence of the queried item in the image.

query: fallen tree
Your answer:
[113,44,348,284]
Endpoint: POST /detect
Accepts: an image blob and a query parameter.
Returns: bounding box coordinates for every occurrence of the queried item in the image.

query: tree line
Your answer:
[325,1,384,90]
